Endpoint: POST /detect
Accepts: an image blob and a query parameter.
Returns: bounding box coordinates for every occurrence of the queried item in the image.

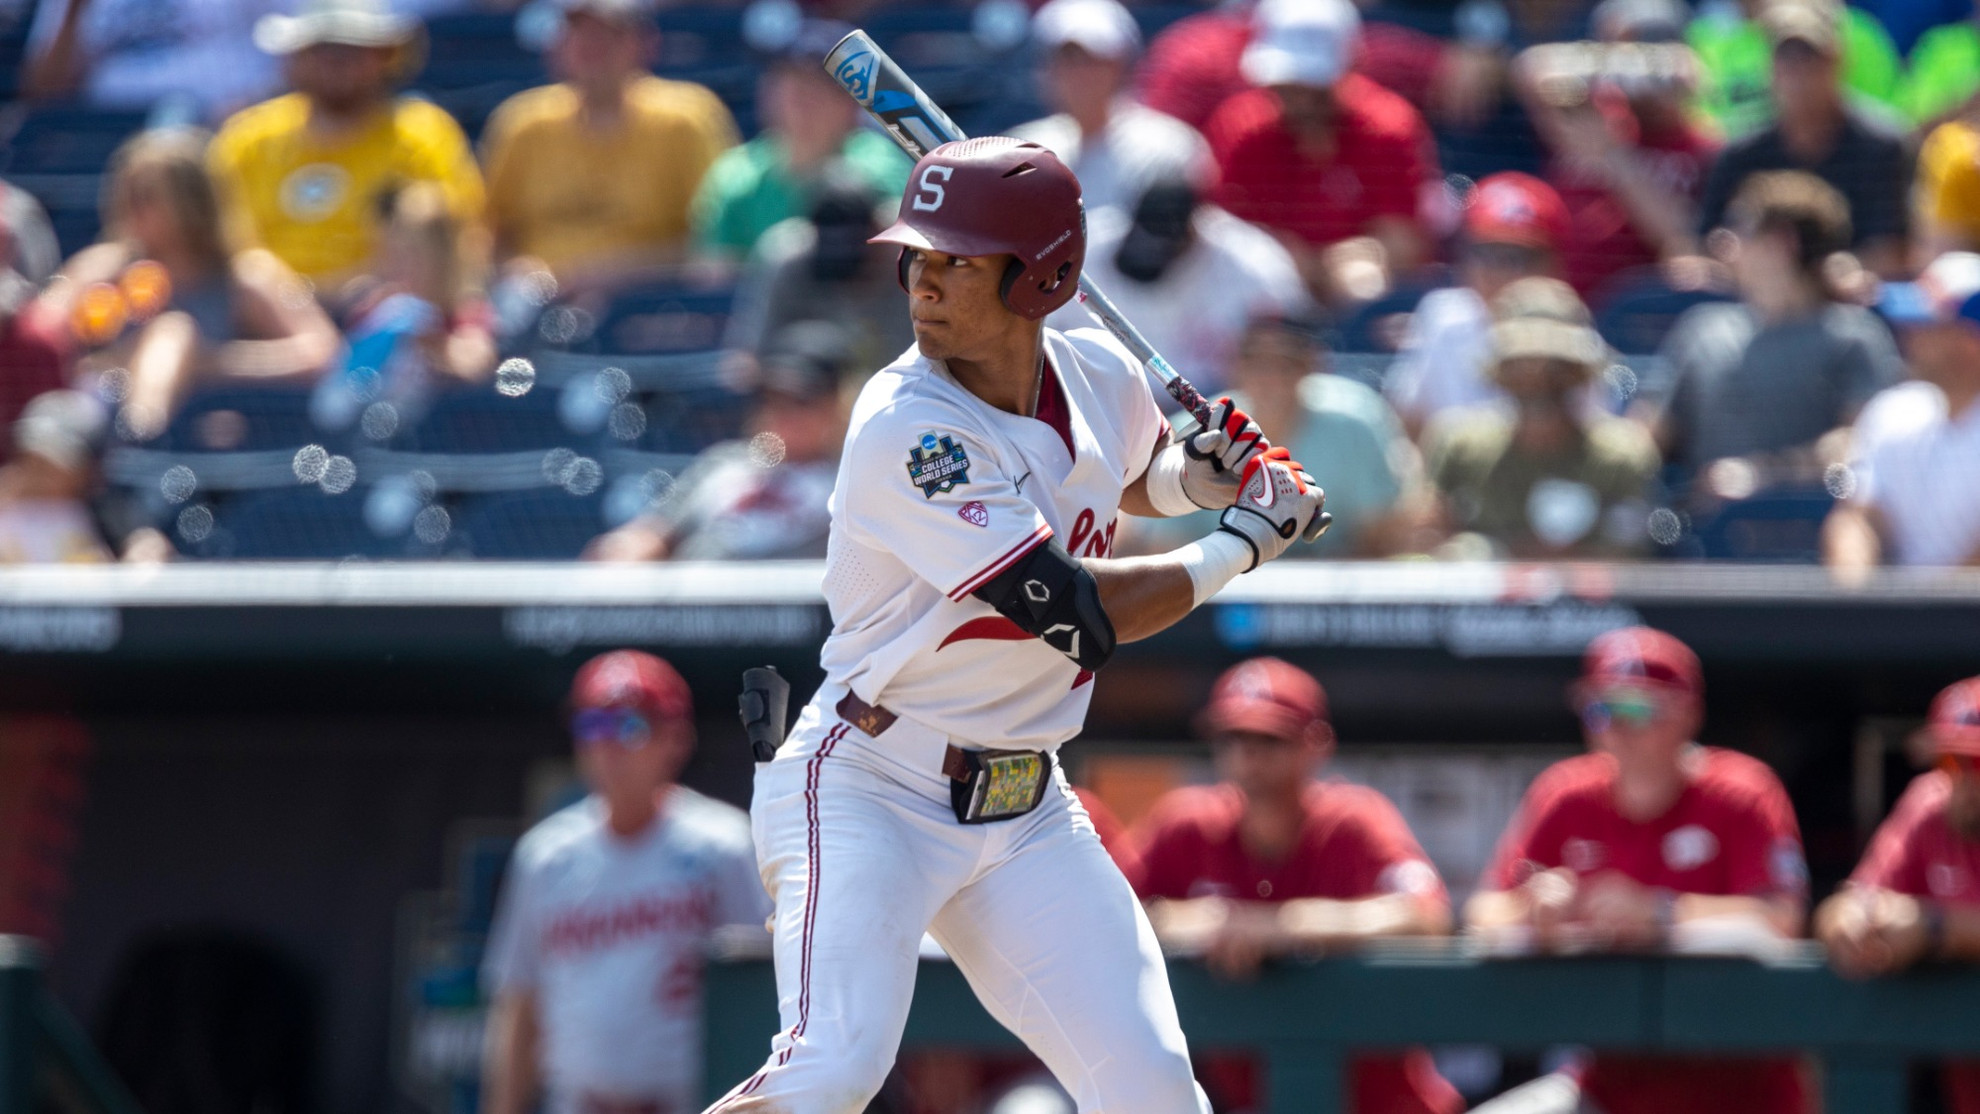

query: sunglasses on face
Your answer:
[1580,692,1667,732]
[571,707,653,749]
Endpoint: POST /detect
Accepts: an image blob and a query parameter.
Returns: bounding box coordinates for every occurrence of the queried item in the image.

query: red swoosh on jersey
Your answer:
[938,617,1032,649]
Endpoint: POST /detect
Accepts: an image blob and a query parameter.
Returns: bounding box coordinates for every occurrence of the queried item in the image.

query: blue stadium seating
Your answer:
[1592,271,1737,357]
[153,388,321,453]
[215,487,399,560]
[405,384,576,455]
[451,487,606,559]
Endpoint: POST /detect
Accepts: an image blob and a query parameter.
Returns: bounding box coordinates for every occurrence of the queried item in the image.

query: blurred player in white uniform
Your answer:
[706,137,1330,1114]
[484,650,770,1114]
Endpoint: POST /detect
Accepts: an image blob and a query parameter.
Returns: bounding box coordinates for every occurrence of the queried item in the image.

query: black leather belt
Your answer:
[836,691,1051,822]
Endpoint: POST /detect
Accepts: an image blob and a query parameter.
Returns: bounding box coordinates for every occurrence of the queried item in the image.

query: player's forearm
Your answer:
[480,993,541,1114]
[1087,528,1257,642]
[1279,894,1452,948]
[1672,893,1803,936]
[1462,889,1532,932]
[1085,554,1197,643]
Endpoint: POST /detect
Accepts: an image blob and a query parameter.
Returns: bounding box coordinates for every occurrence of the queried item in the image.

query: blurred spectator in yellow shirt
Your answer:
[207,0,485,298]
[1918,118,1980,258]
[481,0,737,294]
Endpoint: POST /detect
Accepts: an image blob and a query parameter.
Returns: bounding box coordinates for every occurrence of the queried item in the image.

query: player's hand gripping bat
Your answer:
[823,29,1218,431]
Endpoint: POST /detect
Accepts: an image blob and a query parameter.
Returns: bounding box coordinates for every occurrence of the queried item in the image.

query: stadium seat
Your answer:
[576,282,736,358]
[1681,483,1835,563]
[1592,270,1736,357]
[216,487,400,560]
[641,383,752,455]
[417,11,544,89]
[451,487,607,559]
[153,388,321,453]
[0,103,148,175]
[404,384,578,454]
[1334,277,1446,354]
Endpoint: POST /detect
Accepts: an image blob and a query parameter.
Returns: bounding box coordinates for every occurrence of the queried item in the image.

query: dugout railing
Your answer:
[703,938,1980,1114]
[0,936,141,1114]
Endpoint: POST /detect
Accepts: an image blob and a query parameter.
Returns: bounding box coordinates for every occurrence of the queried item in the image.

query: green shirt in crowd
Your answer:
[690,128,910,262]
[1687,5,1906,139]
[1903,21,1980,125]
[1426,408,1660,558]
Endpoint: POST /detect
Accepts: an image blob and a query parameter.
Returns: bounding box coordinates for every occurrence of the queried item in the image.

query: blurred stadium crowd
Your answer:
[0,0,1978,566]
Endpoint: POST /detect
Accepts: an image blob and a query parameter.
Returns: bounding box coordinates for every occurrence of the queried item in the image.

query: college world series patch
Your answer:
[907,432,970,498]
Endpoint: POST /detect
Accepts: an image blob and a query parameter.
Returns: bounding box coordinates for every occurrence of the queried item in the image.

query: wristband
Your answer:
[1145,442,1197,518]
[1652,888,1677,945]
[1176,531,1253,609]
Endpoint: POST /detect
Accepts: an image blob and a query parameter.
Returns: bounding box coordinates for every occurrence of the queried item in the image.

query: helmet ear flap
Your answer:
[998,256,1026,312]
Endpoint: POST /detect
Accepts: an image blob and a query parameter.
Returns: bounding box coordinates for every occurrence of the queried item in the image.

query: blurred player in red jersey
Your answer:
[1130,657,1460,1114]
[1816,676,1980,1114]
[1466,626,1811,1114]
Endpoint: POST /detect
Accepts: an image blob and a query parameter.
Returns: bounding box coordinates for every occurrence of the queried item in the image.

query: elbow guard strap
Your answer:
[970,540,1117,671]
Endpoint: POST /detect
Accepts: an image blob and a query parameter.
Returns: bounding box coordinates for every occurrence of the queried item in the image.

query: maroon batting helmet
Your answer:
[869,137,1086,321]
[1930,677,1980,758]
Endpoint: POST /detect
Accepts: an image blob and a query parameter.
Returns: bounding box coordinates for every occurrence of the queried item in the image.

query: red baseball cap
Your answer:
[1196,657,1330,742]
[570,650,693,723]
[1465,172,1569,252]
[1576,626,1703,701]
[1929,677,1980,758]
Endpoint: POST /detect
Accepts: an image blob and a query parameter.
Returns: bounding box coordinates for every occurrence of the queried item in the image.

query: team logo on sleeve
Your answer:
[906,432,971,498]
[958,501,988,526]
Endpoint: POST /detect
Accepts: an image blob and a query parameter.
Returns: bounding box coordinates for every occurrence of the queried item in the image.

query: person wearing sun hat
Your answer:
[1422,276,1660,559]
[1131,656,1459,1114]
[1467,625,1812,1114]
[208,0,485,294]
[480,0,738,289]
[1386,171,1569,436]
[1817,675,1980,1113]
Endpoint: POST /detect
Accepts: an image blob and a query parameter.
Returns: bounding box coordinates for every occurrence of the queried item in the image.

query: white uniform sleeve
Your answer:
[482,842,543,996]
[841,406,1055,601]
[1060,328,1170,486]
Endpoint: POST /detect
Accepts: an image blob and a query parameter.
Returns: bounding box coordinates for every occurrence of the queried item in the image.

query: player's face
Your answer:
[1942,754,1980,837]
[1214,730,1321,802]
[904,249,1024,361]
[573,706,691,799]
[1579,685,1694,765]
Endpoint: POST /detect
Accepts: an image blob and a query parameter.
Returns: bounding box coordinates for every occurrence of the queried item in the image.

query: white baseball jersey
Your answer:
[484,789,770,1113]
[819,326,1169,751]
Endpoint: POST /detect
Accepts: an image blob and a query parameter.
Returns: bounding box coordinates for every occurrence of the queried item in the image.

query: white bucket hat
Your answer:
[254,0,418,55]
[1242,0,1361,88]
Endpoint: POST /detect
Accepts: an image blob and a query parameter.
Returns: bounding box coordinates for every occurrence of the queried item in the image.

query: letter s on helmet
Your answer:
[869,137,1087,321]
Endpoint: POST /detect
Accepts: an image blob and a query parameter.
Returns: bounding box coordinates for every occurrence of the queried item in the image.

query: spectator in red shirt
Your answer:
[1131,657,1460,1114]
[1512,0,1720,298]
[1465,626,1811,1114]
[1205,0,1442,307]
[1816,676,1980,1114]
[1138,0,1475,134]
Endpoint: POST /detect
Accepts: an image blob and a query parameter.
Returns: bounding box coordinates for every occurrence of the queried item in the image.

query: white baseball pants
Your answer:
[704,688,1211,1114]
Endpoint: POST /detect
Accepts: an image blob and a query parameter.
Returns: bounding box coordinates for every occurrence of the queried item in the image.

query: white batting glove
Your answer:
[1217,447,1330,570]
[1179,398,1269,510]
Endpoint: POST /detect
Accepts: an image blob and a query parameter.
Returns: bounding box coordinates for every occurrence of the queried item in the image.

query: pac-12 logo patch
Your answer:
[958,500,988,527]
[907,432,970,498]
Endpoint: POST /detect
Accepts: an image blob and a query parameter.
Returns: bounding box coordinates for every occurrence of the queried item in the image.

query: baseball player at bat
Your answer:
[704,138,1327,1114]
